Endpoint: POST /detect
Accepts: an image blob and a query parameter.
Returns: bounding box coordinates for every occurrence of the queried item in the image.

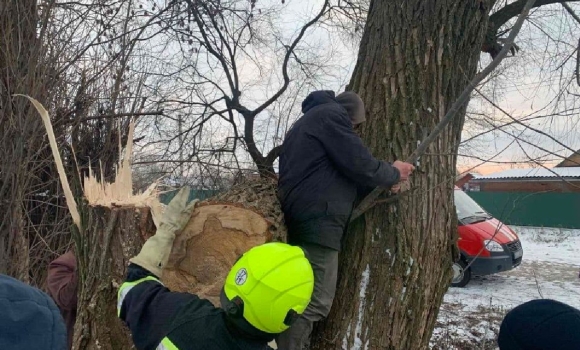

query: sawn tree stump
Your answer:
[163,177,285,306]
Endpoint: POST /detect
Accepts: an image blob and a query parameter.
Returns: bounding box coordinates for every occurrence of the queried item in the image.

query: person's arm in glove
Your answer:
[118,187,199,349]
[129,186,197,278]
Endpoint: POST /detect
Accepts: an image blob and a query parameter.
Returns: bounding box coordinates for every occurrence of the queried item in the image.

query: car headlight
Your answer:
[483,239,504,252]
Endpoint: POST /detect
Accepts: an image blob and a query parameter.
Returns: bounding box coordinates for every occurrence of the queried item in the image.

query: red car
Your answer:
[452,187,523,287]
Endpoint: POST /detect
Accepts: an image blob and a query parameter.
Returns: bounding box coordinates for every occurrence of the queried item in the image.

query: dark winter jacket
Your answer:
[118,264,273,350]
[47,250,78,350]
[278,91,400,250]
[0,274,67,350]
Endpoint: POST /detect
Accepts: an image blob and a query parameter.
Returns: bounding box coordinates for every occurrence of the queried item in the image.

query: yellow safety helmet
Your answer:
[221,242,314,334]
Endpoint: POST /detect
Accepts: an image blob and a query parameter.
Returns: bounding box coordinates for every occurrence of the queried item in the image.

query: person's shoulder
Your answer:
[0,274,67,349]
[48,251,76,271]
[0,274,51,305]
[302,102,348,126]
[167,300,270,347]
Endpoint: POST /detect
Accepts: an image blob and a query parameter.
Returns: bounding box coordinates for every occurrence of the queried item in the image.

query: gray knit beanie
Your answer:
[336,91,366,125]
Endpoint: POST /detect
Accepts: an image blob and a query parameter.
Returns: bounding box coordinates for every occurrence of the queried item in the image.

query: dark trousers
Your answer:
[276,243,339,350]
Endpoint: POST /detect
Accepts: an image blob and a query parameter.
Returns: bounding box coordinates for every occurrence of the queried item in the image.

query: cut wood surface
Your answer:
[163,203,273,305]
[163,177,285,305]
[213,177,286,242]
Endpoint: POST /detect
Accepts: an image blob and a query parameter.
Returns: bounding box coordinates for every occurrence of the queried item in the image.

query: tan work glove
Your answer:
[130,187,197,277]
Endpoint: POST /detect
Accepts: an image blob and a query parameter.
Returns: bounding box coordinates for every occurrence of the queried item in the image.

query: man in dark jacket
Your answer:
[118,187,315,350]
[47,250,78,350]
[276,90,415,349]
[0,273,67,349]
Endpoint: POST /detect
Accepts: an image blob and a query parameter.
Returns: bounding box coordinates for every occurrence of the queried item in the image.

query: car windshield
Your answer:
[454,190,490,224]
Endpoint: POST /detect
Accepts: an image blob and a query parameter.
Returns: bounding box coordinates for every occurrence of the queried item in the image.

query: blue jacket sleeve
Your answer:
[118,264,199,350]
[313,110,400,188]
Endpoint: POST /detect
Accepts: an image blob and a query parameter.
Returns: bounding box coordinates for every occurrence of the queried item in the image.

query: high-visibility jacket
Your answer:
[117,264,273,350]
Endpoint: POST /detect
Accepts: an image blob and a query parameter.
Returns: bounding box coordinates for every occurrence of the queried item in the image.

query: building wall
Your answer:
[469,180,580,193]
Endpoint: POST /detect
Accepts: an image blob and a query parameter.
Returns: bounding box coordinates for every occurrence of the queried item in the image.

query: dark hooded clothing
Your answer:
[336,91,365,124]
[278,90,400,250]
[498,299,580,350]
[0,274,67,350]
[47,251,78,349]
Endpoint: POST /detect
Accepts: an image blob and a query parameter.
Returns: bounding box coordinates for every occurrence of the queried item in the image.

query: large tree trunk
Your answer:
[212,177,286,242]
[311,1,494,349]
[73,206,155,350]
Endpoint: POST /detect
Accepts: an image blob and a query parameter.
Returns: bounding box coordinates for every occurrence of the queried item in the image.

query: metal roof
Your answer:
[473,167,580,180]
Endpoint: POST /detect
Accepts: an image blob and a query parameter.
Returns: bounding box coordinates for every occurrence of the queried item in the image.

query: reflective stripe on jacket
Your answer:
[117,276,162,317]
[156,337,179,350]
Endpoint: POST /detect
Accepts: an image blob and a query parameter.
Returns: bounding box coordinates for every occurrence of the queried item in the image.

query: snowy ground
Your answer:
[431,226,580,349]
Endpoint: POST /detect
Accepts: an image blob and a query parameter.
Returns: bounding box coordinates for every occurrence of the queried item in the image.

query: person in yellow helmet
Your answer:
[117,187,314,350]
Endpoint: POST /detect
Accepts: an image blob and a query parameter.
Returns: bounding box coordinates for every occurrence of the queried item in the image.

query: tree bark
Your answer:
[73,206,155,350]
[311,1,493,349]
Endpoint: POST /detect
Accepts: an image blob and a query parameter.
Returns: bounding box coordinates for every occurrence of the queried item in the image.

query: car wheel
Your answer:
[451,259,471,288]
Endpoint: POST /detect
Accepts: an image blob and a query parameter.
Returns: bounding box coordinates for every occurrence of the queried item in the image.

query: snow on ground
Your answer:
[431,226,580,349]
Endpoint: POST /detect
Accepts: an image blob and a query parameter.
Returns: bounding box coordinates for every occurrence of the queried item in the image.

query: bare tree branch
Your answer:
[252,0,330,117]
[577,38,580,86]
[184,0,238,98]
[474,88,578,156]
[483,0,580,57]
[59,111,164,124]
[562,2,580,23]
